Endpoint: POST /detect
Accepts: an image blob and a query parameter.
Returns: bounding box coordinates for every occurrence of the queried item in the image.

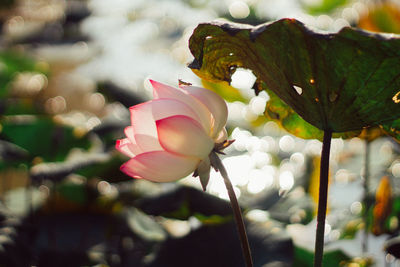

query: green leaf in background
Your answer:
[303,0,348,15]
[0,116,91,162]
[0,51,47,98]
[193,212,232,225]
[76,154,129,183]
[30,153,110,182]
[189,19,400,134]
[57,181,88,206]
[201,79,247,103]
[358,3,400,34]
[293,247,350,267]
[1,98,40,115]
[161,200,191,220]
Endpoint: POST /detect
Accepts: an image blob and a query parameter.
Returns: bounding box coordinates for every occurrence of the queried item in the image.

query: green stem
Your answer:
[210,152,253,267]
[314,130,332,267]
[362,140,370,253]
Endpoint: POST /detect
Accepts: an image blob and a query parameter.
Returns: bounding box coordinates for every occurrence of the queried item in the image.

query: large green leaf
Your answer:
[0,116,91,162]
[293,247,350,267]
[189,19,400,133]
[0,51,45,98]
[304,0,348,15]
[264,83,359,139]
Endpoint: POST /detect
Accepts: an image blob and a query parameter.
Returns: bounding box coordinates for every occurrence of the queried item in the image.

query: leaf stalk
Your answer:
[314,130,332,267]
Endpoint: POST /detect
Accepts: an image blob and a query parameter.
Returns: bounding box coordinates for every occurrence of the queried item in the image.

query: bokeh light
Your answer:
[229,1,250,19]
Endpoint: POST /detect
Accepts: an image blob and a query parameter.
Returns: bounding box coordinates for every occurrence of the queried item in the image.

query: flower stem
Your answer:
[313,130,332,267]
[210,152,253,267]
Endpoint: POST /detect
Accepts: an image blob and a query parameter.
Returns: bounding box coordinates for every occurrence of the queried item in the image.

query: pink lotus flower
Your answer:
[116,80,228,182]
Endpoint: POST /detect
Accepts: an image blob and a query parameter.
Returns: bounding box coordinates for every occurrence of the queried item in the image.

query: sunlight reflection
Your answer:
[348,137,363,153]
[279,170,294,191]
[229,1,250,19]
[335,169,350,183]
[188,216,202,230]
[263,121,282,137]
[5,16,26,38]
[163,220,191,237]
[328,229,341,242]
[279,135,295,153]
[353,2,368,17]
[392,91,400,103]
[316,15,333,29]
[331,138,344,153]
[109,102,130,120]
[293,85,303,95]
[380,141,394,164]
[227,101,246,123]
[324,222,331,236]
[247,169,274,194]
[258,138,270,152]
[208,169,225,195]
[350,201,362,215]
[232,127,252,151]
[262,136,279,153]
[207,156,249,199]
[223,155,254,186]
[38,185,50,197]
[246,136,262,152]
[341,7,359,23]
[216,185,241,200]
[391,161,400,177]
[45,96,67,114]
[251,151,272,168]
[241,106,258,122]
[246,209,270,222]
[11,72,48,96]
[86,117,101,130]
[230,68,257,90]
[333,18,350,31]
[88,92,106,111]
[290,152,305,166]
[97,181,118,197]
[250,96,267,115]
[280,159,294,172]
[386,253,396,264]
[305,139,322,155]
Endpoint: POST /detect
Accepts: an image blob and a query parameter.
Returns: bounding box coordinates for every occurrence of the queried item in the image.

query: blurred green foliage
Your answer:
[0,51,44,97]
[1,117,91,162]
[293,246,350,267]
[304,0,348,15]
[0,0,14,9]
[358,3,400,34]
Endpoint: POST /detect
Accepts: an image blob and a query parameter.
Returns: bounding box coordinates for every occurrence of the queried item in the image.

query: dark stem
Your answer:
[362,140,370,253]
[210,152,253,267]
[313,130,332,267]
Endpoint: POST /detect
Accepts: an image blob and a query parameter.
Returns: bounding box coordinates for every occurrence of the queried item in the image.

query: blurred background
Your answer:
[1,0,400,266]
